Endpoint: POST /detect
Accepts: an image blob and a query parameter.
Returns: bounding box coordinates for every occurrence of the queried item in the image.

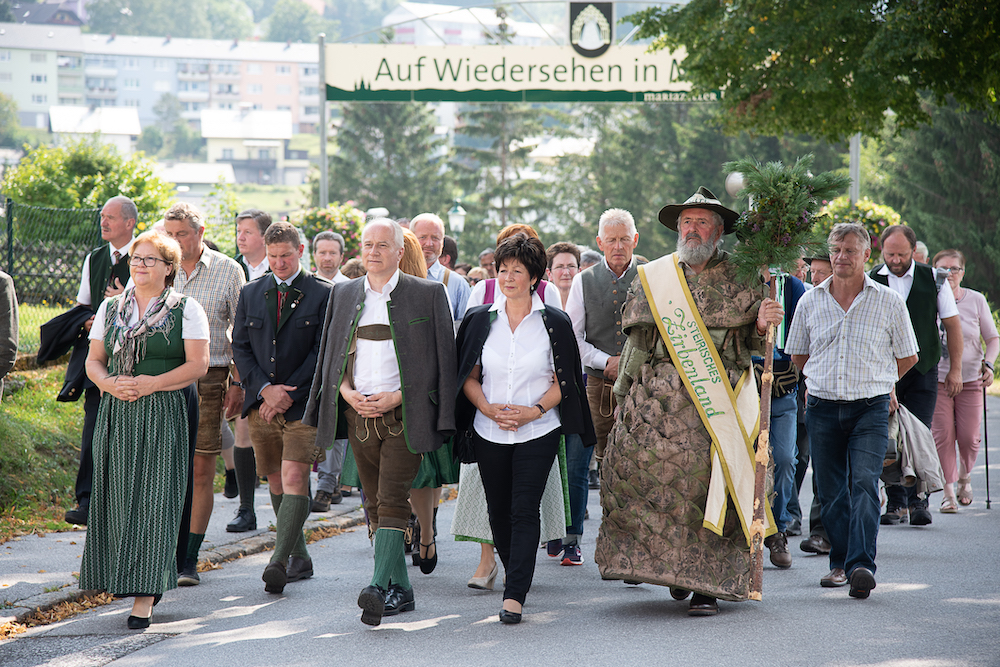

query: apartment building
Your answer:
[0,23,322,132]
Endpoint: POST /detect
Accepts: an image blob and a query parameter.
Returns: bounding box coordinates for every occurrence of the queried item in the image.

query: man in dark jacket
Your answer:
[304,217,457,627]
[232,221,331,595]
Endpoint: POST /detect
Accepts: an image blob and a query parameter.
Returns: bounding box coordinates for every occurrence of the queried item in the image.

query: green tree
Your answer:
[136,125,164,155]
[85,0,212,39]
[0,139,173,240]
[0,0,13,23]
[628,0,1000,142]
[151,93,204,159]
[312,102,454,221]
[206,0,254,40]
[866,103,1000,292]
[326,0,397,41]
[266,0,338,43]
[0,92,22,148]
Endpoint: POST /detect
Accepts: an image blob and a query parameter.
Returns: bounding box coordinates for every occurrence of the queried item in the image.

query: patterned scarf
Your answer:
[110,286,184,377]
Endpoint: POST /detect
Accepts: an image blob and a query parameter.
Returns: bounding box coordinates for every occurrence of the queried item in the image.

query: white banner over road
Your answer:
[324,45,718,103]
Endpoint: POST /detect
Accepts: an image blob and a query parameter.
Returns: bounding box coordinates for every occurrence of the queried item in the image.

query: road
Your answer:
[3,400,1000,667]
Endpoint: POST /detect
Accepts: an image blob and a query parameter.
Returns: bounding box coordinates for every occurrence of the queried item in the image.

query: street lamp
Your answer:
[724,171,745,199]
[447,199,466,235]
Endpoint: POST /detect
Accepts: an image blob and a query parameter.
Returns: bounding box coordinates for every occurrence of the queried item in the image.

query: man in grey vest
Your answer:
[566,208,642,491]
[873,225,962,527]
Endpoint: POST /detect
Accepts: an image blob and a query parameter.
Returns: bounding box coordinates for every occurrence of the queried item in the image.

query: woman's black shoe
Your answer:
[499,609,522,624]
[688,593,719,616]
[418,540,437,574]
[127,614,151,629]
[152,594,162,606]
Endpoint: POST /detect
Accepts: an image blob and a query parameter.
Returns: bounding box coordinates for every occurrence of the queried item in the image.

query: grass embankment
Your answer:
[15,303,70,355]
[0,365,84,541]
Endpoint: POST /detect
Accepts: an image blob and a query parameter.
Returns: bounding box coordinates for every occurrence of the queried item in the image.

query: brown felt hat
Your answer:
[804,254,831,264]
[658,187,740,234]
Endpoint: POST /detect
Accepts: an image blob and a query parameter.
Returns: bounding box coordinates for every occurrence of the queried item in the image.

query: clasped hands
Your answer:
[104,374,157,402]
[341,386,402,419]
[481,403,540,432]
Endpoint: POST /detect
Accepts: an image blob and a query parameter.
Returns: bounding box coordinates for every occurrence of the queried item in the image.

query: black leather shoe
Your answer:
[226,506,257,533]
[287,556,314,582]
[880,507,908,525]
[848,567,876,599]
[64,503,89,526]
[670,587,691,600]
[127,614,151,629]
[223,468,238,499]
[383,583,415,616]
[263,561,287,594]
[499,609,522,624]
[358,585,387,626]
[908,506,932,526]
[418,540,437,575]
[800,534,832,554]
[688,593,719,616]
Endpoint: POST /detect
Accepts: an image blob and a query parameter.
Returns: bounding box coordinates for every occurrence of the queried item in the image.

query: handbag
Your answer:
[453,430,477,464]
[753,358,801,398]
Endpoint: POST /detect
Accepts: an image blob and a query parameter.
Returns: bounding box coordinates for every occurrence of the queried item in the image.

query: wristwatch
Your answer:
[534,403,547,416]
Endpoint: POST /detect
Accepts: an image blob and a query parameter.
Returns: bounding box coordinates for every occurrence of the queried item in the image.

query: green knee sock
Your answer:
[272,494,310,564]
[371,528,406,589]
[186,533,205,564]
[270,491,309,559]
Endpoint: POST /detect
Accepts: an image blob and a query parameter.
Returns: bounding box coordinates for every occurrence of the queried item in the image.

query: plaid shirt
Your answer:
[174,246,246,368]
[784,274,918,401]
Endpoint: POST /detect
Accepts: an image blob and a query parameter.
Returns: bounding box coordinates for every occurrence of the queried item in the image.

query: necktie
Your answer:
[113,251,121,265]
[276,283,289,327]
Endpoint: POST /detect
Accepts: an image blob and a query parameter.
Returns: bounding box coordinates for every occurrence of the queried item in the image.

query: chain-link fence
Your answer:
[1,196,235,357]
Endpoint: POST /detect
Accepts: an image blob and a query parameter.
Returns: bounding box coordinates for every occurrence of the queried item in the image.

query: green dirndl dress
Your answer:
[79,298,190,596]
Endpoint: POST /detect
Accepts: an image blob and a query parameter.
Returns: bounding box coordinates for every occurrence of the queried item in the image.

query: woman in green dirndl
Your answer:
[80,230,209,630]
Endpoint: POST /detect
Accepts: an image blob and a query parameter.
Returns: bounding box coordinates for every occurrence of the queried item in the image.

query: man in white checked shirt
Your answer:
[785,223,918,601]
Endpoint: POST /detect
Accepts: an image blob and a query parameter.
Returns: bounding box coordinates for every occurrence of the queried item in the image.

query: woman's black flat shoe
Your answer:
[418,540,437,575]
[499,609,522,624]
[127,614,151,630]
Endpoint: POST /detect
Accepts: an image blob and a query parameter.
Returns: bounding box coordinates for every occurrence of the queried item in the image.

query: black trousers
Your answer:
[176,383,199,572]
[886,366,938,511]
[73,386,101,505]
[475,429,560,606]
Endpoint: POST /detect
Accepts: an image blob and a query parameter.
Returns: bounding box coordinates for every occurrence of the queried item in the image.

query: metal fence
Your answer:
[1,196,236,356]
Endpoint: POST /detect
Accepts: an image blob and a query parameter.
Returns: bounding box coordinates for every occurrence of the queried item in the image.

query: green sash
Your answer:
[638,254,775,546]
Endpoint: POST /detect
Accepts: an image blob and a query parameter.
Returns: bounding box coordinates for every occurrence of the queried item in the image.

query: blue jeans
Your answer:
[769,392,798,533]
[806,394,890,576]
[563,433,591,541]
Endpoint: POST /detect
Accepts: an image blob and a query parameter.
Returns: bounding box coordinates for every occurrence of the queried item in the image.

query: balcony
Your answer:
[221,158,278,171]
[177,89,210,102]
[85,86,117,98]
[213,87,240,99]
[177,69,209,81]
[84,65,117,78]
[212,68,240,80]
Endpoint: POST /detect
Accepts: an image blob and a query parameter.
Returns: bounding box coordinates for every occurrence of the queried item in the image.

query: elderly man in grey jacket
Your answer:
[0,270,17,401]
[304,217,457,627]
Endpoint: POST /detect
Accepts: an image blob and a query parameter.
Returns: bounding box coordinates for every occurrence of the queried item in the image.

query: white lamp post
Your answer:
[448,199,467,235]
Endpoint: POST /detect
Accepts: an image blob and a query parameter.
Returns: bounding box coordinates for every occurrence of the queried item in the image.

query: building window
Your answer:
[154,59,169,71]
[276,64,290,75]
[123,78,140,89]
[217,102,233,109]
[251,103,262,110]
[301,65,318,76]
[222,148,234,160]
[301,86,319,96]
[31,94,48,104]
[0,50,11,61]
[276,84,291,95]
[31,74,47,83]
[31,53,47,63]
[59,96,81,105]
[258,149,270,160]
[277,105,291,111]
[154,80,170,92]
[0,72,11,82]
[124,99,140,107]
[247,63,262,74]
[303,106,319,115]
[123,57,138,69]
[248,83,262,94]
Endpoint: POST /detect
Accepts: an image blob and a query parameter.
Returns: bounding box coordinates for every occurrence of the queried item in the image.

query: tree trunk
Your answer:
[749,277,776,600]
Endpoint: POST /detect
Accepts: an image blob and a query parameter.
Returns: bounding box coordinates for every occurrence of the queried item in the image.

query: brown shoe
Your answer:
[820,568,848,587]
[764,532,792,569]
[287,556,314,582]
[311,490,333,513]
[800,534,832,554]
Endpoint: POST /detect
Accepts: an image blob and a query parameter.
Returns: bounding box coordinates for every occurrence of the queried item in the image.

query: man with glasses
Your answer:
[163,202,246,585]
[786,223,918,598]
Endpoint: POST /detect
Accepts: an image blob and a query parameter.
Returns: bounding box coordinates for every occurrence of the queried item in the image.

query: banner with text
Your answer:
[324,45,718,103]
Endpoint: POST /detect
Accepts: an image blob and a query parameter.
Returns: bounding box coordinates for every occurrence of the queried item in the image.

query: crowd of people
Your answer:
[50,188,996,629]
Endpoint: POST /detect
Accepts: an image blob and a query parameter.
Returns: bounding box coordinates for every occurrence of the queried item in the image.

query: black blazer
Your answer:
[455,304,596,447]
[38,305,95,402]
[232,272,332,421]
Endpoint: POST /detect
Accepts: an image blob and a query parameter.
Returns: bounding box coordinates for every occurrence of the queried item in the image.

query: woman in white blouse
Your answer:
[455,234,595,625]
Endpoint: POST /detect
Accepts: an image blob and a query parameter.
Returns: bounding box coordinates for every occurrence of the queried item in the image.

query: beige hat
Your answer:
[658,187,740,234]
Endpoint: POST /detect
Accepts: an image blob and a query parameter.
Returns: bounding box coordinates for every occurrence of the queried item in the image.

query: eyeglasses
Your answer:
[130,255,170,267]
[938,266,964,274]
[550,264,579,273]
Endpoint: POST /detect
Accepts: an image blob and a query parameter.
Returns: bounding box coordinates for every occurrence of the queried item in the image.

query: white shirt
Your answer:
[427,259,471,321]
[76,238,136,306]
[467,278,563,310]
[241,255,270,281]
[354,269,401,395]
[565,256,636,371]
[273,268,301,290]
[90,294,209,342]
[784,274,919,401]
[330,270,350,284]
[473,291,560,444]
[876,262,958,319]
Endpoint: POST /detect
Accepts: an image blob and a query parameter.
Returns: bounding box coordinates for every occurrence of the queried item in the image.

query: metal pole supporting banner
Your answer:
[849,132,861,205]
[318,33,329,209]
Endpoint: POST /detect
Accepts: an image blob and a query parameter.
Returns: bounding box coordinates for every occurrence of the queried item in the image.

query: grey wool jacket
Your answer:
[302,271,458,454]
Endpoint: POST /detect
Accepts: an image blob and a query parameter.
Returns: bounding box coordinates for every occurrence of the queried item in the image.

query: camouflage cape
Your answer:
[594,251,766,601]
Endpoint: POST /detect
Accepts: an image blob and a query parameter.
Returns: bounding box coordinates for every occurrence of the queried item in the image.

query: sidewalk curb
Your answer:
[1,508,366,625]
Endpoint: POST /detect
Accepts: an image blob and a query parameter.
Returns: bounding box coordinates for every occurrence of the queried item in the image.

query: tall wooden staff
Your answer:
[723,156,851,599]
